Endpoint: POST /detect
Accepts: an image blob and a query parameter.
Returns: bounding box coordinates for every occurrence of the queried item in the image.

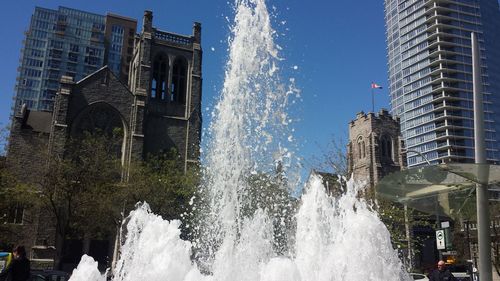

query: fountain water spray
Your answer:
[69,0,411,280]
[193,0,299,271]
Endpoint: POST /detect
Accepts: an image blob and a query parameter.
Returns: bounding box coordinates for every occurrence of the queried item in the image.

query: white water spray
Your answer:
[69,0,411,280]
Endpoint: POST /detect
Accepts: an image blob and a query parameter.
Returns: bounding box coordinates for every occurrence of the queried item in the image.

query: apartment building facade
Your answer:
[14,6,136,112]
[384,0,500,167]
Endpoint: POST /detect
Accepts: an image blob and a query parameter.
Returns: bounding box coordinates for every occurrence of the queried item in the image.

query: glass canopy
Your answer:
[376,164,500,218]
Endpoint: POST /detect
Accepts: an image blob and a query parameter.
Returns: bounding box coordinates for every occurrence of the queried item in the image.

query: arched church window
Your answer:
[362,141,366,158]
[386,138,393,160]
[70,102,125,159]
[357,136,364,159]
[380,137,386,158]
[171,57,187,104]
[358,142,362,159]
[380,135,393,161]
[152,54,169,101]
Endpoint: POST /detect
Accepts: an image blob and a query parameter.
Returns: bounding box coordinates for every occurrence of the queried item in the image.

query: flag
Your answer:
[371,82,383,89]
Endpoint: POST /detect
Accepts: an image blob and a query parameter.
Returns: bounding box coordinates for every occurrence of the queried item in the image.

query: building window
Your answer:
[70,102,125,159]
[380,135,393,161]
[152,54,169,100]
[171,57,187,104]
[111,25,124,34]
[381,138,386,157]
[358,142,362,159]
[70,44,79,53]
[362,141,366,158]
[68,53,78,63]
[387,139,392,160]
[357,136,365,159]
[84,56,100,66]
[50,40,63,49]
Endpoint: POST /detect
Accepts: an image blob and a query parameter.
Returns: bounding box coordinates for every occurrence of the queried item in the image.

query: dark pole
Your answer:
[436,197,442,260]
[466,220,472,260]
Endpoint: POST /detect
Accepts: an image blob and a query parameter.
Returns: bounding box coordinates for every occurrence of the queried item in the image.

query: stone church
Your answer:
[347,110,440,271]
[347,109,405,189]
[3,11,202,269]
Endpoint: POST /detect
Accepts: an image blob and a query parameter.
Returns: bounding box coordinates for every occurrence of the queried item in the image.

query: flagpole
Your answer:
[371,85,374,113]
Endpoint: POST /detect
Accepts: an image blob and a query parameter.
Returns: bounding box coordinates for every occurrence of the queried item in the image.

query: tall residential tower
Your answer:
[14,7,136,112]
[384,0,500,167]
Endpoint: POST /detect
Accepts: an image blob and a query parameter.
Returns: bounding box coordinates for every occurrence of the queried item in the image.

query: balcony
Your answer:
[434,102,444,109]
[437,141,449,148]
[429,56,443,64]
[435,112,445,119]
[436,131,448,138]
[438,151,450,158]
[432,83,443,91]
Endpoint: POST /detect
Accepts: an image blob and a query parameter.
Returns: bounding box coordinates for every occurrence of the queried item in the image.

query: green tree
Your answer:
[123,149,199,223]
[0,124,9,157]
[450,193,500,275]
[32,132,122,267]
[1,120,200,268]
[44,135,200,264]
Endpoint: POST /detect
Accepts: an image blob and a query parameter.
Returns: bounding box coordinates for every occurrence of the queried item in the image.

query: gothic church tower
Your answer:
[129,11,202,171]
[347,109,406,189]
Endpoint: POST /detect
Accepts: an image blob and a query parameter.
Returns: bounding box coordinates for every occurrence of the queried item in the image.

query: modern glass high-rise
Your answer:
[14,6,136,113]
[384,0,500,167]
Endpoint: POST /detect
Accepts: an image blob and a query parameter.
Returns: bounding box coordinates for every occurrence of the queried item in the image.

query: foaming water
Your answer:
[69,0,411,280]
[295,176,408,281]
[70,177,410,281]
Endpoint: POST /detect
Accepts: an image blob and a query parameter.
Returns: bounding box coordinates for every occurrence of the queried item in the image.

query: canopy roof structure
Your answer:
[376,163,500,218]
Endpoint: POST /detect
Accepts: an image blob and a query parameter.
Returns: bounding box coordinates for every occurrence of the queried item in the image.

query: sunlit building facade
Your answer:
[384,0,500,167]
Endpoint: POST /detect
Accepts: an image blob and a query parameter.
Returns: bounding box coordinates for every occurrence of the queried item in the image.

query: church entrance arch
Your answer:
[70,102,128,163]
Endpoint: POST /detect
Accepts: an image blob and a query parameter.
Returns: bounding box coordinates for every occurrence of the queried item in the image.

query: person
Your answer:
[0,246,30,281]
[429,260,457,281]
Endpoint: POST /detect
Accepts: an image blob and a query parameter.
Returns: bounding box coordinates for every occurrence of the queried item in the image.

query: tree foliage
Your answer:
[0,125,8,157]
[0,128,199,266]
[448,194,500,273]
[124,150,199,222]
[36,132,123,241]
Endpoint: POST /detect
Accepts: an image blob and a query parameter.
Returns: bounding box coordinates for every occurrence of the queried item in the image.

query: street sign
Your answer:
[436,229,446,250]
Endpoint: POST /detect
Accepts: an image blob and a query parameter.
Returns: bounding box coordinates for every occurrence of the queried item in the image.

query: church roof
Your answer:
[75,65,134,96]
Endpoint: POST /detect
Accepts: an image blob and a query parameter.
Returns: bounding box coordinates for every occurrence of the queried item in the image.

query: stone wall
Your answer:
[3,109,55,256]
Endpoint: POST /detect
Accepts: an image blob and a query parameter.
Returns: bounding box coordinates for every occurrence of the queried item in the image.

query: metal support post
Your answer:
[472,32,492,281]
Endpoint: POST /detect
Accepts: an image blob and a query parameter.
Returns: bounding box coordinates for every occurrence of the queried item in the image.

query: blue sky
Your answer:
[0,0,389,171]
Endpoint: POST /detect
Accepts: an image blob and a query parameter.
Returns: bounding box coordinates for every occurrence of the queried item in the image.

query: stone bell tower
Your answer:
[347,109,406,189]
[129,10,202,171]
